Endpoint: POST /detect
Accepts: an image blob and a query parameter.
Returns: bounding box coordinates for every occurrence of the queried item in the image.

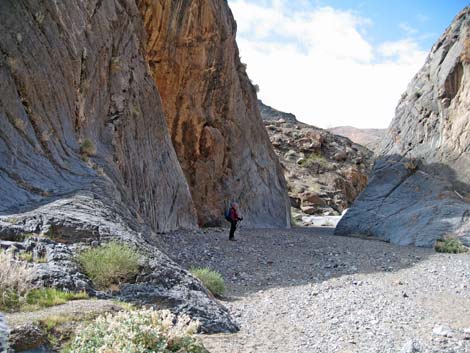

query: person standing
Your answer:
[228,202,243,241]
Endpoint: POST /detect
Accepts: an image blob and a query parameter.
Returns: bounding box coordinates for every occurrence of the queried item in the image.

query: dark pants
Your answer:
[229,221,237,240]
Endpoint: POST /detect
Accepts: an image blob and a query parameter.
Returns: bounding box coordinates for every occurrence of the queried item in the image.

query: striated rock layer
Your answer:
[0,0,196,232]
[139,0,291,227]
[0,0,238,332]
[336,7,470,247]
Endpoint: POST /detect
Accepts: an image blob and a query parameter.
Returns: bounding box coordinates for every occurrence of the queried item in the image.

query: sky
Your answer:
[228,0,469,128]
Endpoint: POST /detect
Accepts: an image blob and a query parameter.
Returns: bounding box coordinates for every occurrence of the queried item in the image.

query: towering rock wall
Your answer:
[336,7,470,247]
[0,0,196,233]
[0,0,243,333]
[139,0,291,227]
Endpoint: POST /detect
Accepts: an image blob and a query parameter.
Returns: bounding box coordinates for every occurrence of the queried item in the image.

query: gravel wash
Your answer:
[155,227,470,353]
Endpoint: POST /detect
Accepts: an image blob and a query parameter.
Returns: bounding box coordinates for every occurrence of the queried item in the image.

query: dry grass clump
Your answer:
[0,251,34,310]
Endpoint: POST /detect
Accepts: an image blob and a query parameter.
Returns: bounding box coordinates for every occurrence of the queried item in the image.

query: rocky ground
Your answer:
[155,227,470,353]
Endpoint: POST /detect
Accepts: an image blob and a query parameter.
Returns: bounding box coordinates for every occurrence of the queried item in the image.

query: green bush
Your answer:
[64,309,208,353]
[190,268,225,296]
[78,242,141,290]
[298,153,328,169]
[79,139,96,156]
[435,238,468,254]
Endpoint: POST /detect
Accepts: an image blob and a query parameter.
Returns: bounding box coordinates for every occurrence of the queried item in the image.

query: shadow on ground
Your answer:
[152,226,435,297]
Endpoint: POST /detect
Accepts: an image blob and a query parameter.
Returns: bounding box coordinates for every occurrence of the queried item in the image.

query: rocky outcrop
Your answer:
[258,100,298,124]
[139,0,291,227]
[328,126,386,153]
[261,111,373,223]
[336,7,470,247]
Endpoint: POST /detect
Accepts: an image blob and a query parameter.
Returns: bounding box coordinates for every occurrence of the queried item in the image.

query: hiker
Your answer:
[227,202,243,241]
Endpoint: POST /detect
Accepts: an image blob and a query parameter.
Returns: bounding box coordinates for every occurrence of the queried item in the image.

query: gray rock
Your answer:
[433,325,454,337]
[9,324,47,352]
[0,313,8,353]
[400,339,419,353]
[336,8,470,247]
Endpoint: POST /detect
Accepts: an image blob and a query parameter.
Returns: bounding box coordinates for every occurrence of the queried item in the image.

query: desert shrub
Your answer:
[24,288,88,310]
[435,238,468,254]
[190,268,225,296]
[77,242,141,290]
[13,117,26,132]
[18,252,33,262]
[0,251,33,311]
[298,153,328,169]
[64,309,208,353]
[79,139,96,156]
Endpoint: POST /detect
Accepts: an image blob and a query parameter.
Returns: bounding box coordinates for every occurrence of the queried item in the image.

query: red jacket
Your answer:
[229,207,239,222]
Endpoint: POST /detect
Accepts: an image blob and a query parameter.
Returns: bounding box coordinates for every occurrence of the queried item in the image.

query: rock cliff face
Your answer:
[0,0,240,332]
[336,7,470,247]
[260,106,373,222]
[0,0,196,232]
[139,0,291,227]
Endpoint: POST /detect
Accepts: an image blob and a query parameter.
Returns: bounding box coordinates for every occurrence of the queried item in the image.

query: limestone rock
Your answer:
[139,0,291,228]
[336,7,470,247]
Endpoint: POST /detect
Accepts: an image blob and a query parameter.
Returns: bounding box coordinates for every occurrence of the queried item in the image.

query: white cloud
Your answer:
[399,23,418,35]
[229,0,428,129]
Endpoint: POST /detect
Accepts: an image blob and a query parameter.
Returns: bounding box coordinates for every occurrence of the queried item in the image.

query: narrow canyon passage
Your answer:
[155,228,470,353]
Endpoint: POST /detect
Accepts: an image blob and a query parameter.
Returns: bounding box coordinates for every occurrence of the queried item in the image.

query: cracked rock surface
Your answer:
[337,7,470,246]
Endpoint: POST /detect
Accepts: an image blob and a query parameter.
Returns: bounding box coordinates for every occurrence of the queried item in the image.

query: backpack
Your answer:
[224,207,232,222]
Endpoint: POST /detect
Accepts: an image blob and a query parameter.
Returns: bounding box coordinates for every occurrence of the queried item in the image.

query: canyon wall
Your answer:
[139,0,291,227]
[0,0,197,233]
[336,7,470,247]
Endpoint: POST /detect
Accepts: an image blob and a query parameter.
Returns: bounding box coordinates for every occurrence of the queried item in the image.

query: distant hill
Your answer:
[328,126,386,152]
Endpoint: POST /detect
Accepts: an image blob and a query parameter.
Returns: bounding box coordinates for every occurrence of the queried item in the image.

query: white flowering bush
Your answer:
[65,309,208,353]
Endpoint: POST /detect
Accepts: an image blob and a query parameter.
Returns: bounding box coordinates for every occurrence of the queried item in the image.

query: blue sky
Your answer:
[228,1,469,128]
[313,0,468,49]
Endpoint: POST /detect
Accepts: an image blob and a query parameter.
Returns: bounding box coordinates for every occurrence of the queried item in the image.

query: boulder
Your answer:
[301,192,327,207]
[9,324,47,352]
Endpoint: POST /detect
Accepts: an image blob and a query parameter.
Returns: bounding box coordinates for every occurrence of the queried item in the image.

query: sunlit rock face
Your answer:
[139,0,291,228]
[336,7,470,247]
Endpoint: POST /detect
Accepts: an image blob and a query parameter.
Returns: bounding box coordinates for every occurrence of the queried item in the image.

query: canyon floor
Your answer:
[155,227,470,353]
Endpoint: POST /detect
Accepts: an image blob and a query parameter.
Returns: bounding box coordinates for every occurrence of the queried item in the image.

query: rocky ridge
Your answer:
[328,126,386,153]
[336,7,470,247]
[259,101,373,222]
